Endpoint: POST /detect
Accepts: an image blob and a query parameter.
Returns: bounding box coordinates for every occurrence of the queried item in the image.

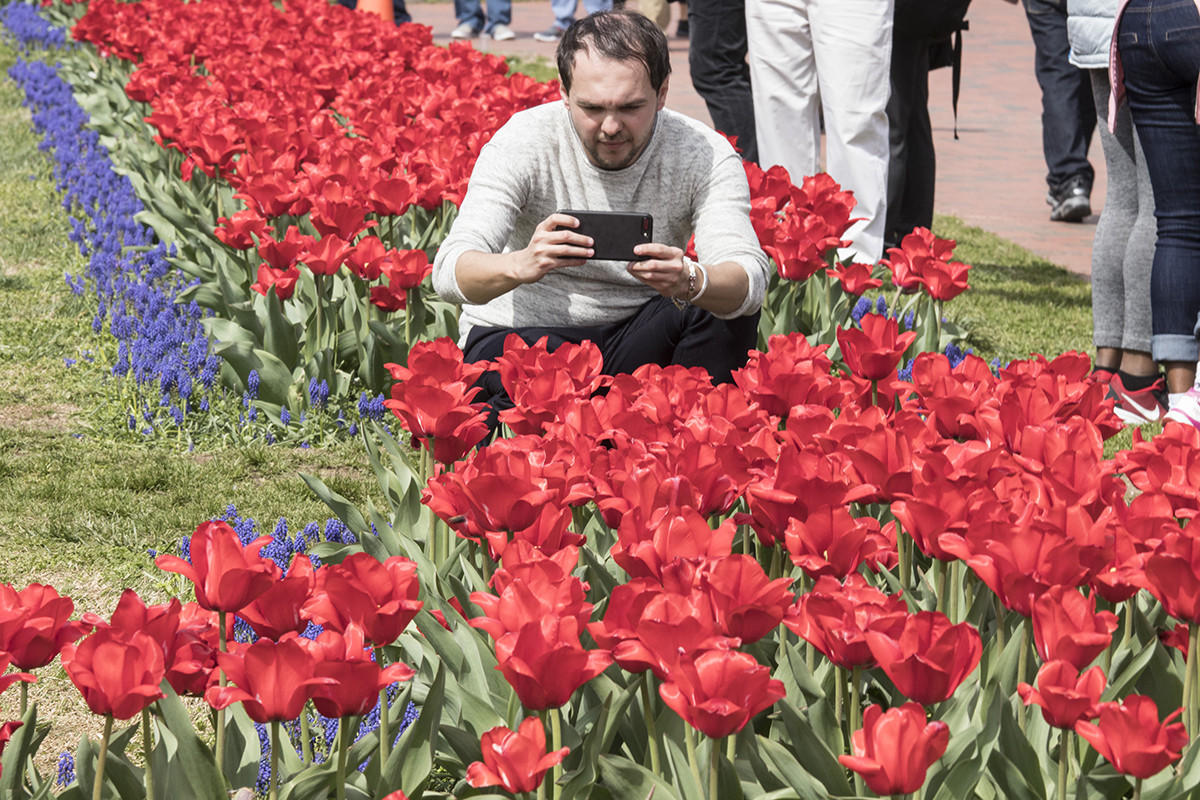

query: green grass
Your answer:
[506,53,559,83]
[933,214,1094,365]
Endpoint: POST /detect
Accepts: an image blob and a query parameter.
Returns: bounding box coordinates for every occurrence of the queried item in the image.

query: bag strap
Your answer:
[952,20,967,140]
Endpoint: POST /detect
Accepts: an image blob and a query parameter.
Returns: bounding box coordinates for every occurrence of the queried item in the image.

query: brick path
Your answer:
[408,0,1102,277]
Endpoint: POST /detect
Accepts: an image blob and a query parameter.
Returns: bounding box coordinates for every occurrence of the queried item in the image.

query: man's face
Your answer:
[562,47,668,171]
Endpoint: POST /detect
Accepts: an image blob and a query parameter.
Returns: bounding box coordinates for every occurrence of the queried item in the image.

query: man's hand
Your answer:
[510,213,594,284]
[627,242,689,300]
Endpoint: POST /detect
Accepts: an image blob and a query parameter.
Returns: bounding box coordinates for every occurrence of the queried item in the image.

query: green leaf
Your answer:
[596,755,681,800]
[987,748,1045,800]
[202,317,259,347]
[262,288,300,371]
[1102,639,1157,702]
[0,701,38,795]
[212,341,295,405]
[776,698,852,797]
[755,737,828,800]
[560,697,611,800]
[996,701,1048,799]
[223,703,267,791]
[299,472,372,539]
[386,661,446,799]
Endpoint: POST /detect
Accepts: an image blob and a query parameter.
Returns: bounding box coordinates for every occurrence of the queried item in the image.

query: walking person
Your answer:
[688,0,757,162]
[1112,0,1200,422]
[451,0,516,40]
[745,0,894,263]
[1067,0,1162,422]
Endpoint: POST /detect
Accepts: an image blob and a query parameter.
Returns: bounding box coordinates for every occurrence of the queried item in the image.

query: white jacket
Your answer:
[1067,0,1117,70]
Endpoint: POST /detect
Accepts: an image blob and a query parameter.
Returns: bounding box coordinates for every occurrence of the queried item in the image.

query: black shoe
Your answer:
[1047,174,1092,222]
[675,19,689,38]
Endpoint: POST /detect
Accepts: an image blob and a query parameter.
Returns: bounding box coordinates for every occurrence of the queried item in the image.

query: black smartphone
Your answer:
[555,210,654,262]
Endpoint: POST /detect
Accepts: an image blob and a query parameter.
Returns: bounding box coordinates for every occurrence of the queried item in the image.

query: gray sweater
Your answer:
[431,101,770,344]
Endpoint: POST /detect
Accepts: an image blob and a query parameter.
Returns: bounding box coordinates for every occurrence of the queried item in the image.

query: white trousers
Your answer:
[745,0,893,263]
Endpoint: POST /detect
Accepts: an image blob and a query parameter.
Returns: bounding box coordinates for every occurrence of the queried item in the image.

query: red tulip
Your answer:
[881,227,961,294]
[1139,531,1200,624]
[465,717,569,794]
[611,508,736,581]
[155,521,279,614]
[205,636,336,723]
[1018,660,1105,729]
[1031,585,1119,671]
[784,505,890,580]
[302,553,422,648]
[384,338,489,387]
[469,554,593,642]
[607,590,739,680]
[0,583,92,670]
[251,264,300,300]
[308,626,415,719]
[785,574,908,670]
[493,616,612,711]
[659,649,786,739]
[839,703,949,796]
[386,381,490,464]
[1075,695,1188,779]
[826,261,883,295]
[865,611,982,705]
[837,314,917,382]
[62,628,166,720]
[733,332,842,417]
[700,555,793,644]
[238,553,316,641]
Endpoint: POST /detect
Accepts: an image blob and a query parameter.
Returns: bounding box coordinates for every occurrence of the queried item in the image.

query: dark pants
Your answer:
[886,34,937,246]
[463,296,761,424]
[337,0,412,24]
[687,0,758,163]
[1119,0,1200,362]
[1022,0,1096,190]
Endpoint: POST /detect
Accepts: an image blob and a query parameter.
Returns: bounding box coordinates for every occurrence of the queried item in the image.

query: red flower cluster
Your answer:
[882,227,971,301]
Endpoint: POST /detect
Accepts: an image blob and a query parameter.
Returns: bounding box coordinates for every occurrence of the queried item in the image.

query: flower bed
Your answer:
[5,1,1198,800]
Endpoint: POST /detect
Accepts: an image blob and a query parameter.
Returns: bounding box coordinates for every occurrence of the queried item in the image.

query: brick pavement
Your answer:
[407,0,1101,277]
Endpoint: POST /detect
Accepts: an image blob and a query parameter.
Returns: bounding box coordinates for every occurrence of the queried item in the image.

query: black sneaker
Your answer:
[1047,174,1092,222]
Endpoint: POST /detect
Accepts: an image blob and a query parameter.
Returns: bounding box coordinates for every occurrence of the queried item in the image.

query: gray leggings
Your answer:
[1090,68,1156,354]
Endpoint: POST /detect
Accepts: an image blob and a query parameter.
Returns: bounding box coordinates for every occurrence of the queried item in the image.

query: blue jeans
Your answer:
[1119,0,1200,361]
[455,0,511,34]
[551,0,612,32]
[1022,0,1096,189]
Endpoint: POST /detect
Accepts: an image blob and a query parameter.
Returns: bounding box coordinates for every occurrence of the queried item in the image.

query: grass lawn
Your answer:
[0,31,1110,777]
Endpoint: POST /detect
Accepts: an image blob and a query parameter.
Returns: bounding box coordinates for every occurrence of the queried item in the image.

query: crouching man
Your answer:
[431,10,769,416]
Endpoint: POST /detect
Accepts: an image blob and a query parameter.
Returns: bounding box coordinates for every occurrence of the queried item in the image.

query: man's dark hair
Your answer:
[556,10,671,96]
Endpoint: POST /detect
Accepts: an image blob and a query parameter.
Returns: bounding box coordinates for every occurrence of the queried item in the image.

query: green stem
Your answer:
[1191,624,1200,739]
[315,274,325,354]
[835,668,845,750]
[1059,730,1069,800]
[685,724,704,796]
[871,379,879,407]
[726,734,736,764]
[1134,777,1143,800]
[551,707,563,798]
[143,706,154,800]
[1018,618,1031,733]
[936,560,948,615]
[376,647,391,768]
[896,521,909,595]
[269,720,280,800]
[995,596,1007,652]
[300,704,311,765]
[640,674,662,776]
[336,717,351,800]
[850,666,862,741]
[709,736,720,800]
[769,543,781,581]
[216,610,228,779]
[1123,603,1134,650]
[19,682,26,718]
[405,291,413,349]
[93,714,112,800]
[1183,629,1195,740]
[950,559,961,624]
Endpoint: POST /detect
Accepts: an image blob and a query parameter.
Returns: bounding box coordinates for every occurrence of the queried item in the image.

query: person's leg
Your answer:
[810,0,893,263]
[1022,0,1096,190]
[688,0,758,162]
[583,0,613,15]
[393,0,411,23]
[886,33,936,246]
[1089,68,1140,363]
[454,0,485,30]
[550,0,578,30]
[598,297,760,384]
[746,0,820,182]
[1119,0,1200,394]
[639,0,671,31]
[483,0,512,32]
